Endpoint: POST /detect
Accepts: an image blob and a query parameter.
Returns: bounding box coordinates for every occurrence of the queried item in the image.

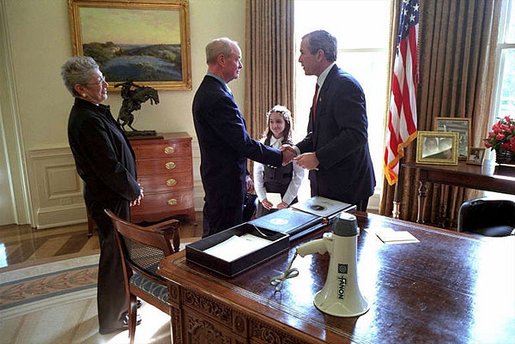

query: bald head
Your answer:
[206,37,239,65]
[205,37,242,83]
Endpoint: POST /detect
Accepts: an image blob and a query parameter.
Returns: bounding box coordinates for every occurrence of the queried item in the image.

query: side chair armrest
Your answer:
[148,218,180,232]
[147,218,180,252]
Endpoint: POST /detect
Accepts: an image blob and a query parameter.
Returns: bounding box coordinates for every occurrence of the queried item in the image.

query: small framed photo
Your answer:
[416,131,459,165]
[434,117,471,160]
[466,147,486,165]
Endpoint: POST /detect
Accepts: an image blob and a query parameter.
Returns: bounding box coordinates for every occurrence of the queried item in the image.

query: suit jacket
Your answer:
[192,75,282,207]
[296,65,376,204]
[67,98,140,204]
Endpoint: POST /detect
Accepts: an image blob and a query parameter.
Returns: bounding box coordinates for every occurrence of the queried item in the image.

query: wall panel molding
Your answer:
[27,147,86,229]
[191,138,204,211]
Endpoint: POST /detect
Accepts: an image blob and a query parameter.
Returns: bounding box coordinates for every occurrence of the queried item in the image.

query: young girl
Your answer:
[253,105,304,217]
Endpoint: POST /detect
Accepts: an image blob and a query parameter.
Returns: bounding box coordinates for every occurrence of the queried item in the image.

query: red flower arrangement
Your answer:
[484,116,515,153]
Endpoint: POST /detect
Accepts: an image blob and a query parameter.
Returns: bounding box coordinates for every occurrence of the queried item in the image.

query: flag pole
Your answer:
[383,0,419,219]
[391,161,402,219]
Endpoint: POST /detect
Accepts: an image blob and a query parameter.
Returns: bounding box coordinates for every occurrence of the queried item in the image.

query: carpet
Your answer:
[0,254,99,311]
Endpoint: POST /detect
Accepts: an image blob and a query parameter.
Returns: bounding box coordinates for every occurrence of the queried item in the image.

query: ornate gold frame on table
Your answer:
[68,0,191,91]
[416,131,459,165]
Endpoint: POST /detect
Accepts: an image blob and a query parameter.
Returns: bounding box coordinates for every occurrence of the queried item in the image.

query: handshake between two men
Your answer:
[281,145,320,171]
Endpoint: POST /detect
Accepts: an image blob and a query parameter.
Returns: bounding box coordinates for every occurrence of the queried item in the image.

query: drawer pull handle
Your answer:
[167,198,178,206]
[166,178,177,187]
[165,162,176,170]
[164,146,175,154]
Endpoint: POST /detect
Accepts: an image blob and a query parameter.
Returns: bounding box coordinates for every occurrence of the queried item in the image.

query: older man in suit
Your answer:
[192,37,294,237]
[293,30,376,211]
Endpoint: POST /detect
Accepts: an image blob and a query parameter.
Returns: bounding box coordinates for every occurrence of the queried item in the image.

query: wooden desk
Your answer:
[404,160,515,224]
[159,213,515,343]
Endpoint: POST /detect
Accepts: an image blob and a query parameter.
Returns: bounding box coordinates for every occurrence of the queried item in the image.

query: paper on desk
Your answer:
[266,192,282,208]
[375,228,419,244]
[203,234,272,262]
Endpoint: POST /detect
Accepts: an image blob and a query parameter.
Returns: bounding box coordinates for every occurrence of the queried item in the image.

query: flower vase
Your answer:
[495,149,515,166]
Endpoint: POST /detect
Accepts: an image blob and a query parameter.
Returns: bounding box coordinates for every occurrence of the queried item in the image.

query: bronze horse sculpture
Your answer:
[115,81,160,135]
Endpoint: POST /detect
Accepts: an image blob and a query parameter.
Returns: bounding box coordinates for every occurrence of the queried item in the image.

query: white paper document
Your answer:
[266,192,282,208]
[203,234,272,262]
[375,228,419,244]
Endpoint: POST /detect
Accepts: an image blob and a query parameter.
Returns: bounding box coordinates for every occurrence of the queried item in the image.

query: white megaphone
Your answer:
[296,212,369,317]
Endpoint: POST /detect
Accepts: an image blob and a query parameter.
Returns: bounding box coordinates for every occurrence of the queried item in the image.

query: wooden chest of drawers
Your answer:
[129,132,195,224]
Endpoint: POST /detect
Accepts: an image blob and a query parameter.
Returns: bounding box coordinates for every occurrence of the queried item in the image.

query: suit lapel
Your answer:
[313,65,338,145]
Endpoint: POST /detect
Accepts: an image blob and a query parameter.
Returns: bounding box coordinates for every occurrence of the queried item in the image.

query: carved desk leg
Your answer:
[437,184,449,228]
[168,282,183,344]
[392,201,401,219]
[417,180,428,223]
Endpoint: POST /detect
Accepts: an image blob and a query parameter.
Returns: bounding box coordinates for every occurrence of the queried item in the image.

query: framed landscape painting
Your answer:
[434,117,471,160]
[68,0,191,90]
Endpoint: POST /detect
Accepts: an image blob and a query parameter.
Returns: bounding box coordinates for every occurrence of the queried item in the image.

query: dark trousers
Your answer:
[202,201,243,238]
[355,199,369,212]
[88,199,129,333]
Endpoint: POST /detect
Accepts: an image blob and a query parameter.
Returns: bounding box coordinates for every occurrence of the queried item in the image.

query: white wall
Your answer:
[0,0,246,226]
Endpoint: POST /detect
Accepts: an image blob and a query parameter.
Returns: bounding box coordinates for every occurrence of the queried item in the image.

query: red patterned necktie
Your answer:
[312,83,319,120]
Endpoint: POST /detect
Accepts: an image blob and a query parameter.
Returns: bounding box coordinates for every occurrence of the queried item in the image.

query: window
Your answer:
[492,0,515,120]
[487,0,515,201]
[294,0,392,206]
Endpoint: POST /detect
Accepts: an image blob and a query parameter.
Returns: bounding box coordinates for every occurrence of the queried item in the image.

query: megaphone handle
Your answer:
[296,238,326,257]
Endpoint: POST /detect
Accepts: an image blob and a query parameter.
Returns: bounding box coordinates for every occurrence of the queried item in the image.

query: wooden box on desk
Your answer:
[186,223,289,277]
[129,132,195,223]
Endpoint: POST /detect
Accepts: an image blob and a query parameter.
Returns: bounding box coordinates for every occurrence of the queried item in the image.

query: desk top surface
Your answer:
[404,160,515,178]
[160,213,515,343]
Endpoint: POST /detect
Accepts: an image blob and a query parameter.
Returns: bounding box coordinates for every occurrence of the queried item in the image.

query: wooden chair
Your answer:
[104,209,180,344]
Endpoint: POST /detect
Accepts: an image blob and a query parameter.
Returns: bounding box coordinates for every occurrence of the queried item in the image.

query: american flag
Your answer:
[383,0,419,185]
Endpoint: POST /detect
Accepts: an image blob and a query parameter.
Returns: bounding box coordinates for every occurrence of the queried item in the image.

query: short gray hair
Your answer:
[303,30,337,62]
[61,56,99,97]
[205,37,238,64]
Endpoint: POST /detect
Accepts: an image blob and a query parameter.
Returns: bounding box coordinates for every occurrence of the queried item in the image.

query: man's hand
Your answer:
[281,144,297,165]
[294,152,320,170]
[130,186,145,207]
[245,175,254,193]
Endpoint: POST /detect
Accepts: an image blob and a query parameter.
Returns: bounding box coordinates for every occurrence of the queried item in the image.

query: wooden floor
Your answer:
[0,213,203,271]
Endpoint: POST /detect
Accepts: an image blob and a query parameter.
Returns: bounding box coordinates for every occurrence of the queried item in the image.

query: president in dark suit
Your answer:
[61,56,144,334]
[293,30,376,211]
[193,37,293,237]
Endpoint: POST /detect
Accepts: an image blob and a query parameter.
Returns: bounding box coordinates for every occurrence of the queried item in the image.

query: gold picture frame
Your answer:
[416,131,459,165]
[68,0,191,91]
[434,117,471,160]
[466,147,486,166]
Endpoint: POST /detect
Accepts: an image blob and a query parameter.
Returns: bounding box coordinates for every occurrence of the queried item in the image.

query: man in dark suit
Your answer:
[193,37,294,237]
[293,30,376,211]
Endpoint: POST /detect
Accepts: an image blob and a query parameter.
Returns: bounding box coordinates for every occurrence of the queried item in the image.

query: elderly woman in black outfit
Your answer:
[61,56,144,334]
